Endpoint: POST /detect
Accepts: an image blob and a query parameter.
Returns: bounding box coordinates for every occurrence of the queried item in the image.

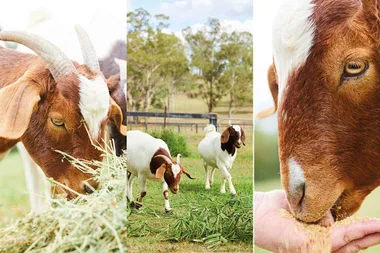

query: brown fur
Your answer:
[220,126,245,156]
[0,45,125,197]
[106,74,126,156]
[263,0,380,222]
[149,148,194,194]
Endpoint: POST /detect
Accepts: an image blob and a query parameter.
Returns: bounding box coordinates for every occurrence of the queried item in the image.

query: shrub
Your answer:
[150,129,190,157]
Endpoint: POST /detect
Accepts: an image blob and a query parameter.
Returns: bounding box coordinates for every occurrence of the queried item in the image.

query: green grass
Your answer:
[127,132,253,252]
[255,178,380,253]
[0,150,29,226]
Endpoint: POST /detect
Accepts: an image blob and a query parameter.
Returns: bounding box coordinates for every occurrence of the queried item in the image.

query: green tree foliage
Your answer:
[127,8,189,112]
[218,31,253,118]
[184,18,253,113]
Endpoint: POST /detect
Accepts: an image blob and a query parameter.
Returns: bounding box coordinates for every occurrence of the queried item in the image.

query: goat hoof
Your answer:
[165,208,173,213]
[135,202,143,210]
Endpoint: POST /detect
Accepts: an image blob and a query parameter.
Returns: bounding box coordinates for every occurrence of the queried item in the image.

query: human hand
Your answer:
[254,190,380,253]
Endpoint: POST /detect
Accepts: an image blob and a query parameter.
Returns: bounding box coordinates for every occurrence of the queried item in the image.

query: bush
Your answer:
[150,129,190,157]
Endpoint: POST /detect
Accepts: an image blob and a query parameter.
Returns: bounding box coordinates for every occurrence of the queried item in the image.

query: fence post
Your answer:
[196,124,198,134]
[177,123,180,133]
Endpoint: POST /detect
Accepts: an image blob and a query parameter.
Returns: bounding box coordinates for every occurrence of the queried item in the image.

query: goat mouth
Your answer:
[235,143,242,148]
[316,197,343,227]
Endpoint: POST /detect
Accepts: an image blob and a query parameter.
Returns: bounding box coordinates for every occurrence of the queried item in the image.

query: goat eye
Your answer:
[343,61,367,77]
[51,118,64,127]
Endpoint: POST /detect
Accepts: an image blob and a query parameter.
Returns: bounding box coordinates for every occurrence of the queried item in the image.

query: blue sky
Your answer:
[128,0,253,35]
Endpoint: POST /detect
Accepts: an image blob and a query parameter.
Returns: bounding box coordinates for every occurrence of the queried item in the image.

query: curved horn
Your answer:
[153,155,173,165]
[0,31,78,80]
[75,25,100,73]
[176,154,181,164]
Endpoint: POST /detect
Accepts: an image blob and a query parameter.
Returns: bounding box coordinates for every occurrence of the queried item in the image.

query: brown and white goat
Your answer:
[0,26,125,199]
[259,0,380,225]
[198,125,246,195]
[126,130,194,212]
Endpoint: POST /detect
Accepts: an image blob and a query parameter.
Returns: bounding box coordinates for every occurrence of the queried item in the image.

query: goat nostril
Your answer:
[289,182,306,210]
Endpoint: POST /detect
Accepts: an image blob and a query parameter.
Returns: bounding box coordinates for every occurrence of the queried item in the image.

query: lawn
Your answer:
[0,150,30,226]
[255,178,380,253]
[126,131,253,252]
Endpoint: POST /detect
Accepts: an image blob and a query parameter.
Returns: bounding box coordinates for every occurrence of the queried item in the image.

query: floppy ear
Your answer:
[240,127,246,146]
[155,163,167,179]
[257,63,278,118]
[0,78,41,140]
[109,98,127,136]
[182,167,195,180]
[221,128,230,143]
[106,74,120,92]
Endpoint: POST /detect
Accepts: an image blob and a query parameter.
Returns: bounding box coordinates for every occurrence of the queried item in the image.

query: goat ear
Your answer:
[106,74,120,92]
[221,128,230,143]
[109,98,127,136]
[155,163,166,179]
[257,64,278,118]
[182,167,195,180]
[0,78,41,140]
[241,127,246,146]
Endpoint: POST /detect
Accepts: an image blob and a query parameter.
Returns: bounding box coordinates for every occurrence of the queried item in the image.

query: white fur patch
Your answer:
[172,164,181,178]
[232,125,241,135]
[204,124,216,134]
[79,75,110,139]
[272,0,315,103]
[288,156,306,195]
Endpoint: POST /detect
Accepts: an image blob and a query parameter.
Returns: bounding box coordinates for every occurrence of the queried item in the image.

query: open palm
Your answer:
[255,190,380,253]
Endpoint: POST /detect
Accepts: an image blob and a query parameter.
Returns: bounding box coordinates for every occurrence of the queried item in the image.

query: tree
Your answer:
[127,9,189,112]
[183,18,227,113]
[218,31,253,119]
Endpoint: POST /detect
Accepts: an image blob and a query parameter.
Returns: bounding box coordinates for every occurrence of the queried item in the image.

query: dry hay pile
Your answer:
[281,209,370,253]
[0,148,127,253]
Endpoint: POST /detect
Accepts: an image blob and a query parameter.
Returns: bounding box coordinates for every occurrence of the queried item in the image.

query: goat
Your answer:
[106,58,126,156]
[0,26,126,199]
[259,0,380,225]
[126,130,194,212]
[198,125,246,195]
[18,58,126,213]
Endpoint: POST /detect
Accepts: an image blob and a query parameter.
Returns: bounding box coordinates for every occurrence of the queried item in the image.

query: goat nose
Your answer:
[287,182,305,212]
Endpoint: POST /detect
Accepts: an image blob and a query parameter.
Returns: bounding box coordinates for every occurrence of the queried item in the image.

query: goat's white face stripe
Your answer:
[79,75,110,140]
[272,0,315,104]
[172,164,181,178]
[288,156,306,195]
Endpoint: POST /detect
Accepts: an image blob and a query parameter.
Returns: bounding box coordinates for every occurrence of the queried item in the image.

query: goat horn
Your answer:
[153,155,173,165]
[0,31,78,80]
[75,25,100,73]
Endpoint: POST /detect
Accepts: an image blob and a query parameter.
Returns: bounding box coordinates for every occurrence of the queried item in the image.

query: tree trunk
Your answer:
[209,78,214,113]
[228,70,235,125]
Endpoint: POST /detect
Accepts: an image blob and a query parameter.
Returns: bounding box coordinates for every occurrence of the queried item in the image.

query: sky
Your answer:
[128,0,253,41]
[0,0,126,61]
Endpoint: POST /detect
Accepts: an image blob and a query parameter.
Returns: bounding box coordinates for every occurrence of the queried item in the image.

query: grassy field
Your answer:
[255,178,380,253]
[127,132,253,252]
[0,150,29,226]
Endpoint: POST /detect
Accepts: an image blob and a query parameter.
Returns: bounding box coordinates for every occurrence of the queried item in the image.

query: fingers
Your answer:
[331,219,380,251]
[333,232,380,253]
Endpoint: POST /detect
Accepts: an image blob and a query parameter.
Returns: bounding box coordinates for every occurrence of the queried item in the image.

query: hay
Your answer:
[0,146,127,253]
[280,209,370,253]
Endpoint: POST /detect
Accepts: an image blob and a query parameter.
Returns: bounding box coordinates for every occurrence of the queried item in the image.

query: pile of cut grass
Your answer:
[126,195,253,249]
[0,147,127,253]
